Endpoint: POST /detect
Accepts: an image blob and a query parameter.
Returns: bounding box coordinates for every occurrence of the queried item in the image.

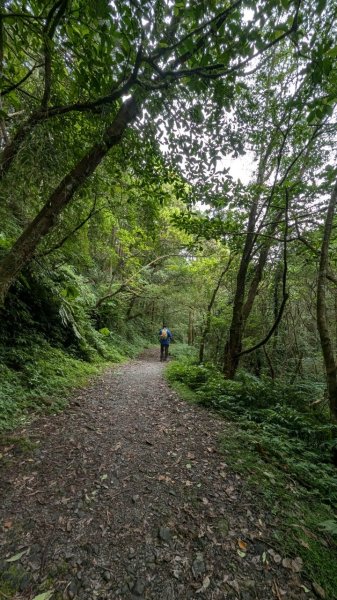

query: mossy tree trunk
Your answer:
[0,98,138,305]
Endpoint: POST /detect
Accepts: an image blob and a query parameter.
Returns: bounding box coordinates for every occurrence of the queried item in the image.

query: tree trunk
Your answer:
[0,97,138,305]
[242,244,270,323]
[272,261,283,350]
[199,259,232,363]
[223,199,258,377]
[316,179,337,423]
[188,309,194,346]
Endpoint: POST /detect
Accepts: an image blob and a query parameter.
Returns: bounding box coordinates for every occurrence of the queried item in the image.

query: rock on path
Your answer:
[0,349,315,599]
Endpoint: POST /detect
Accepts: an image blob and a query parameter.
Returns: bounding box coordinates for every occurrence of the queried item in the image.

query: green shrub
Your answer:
[166,358,337,504]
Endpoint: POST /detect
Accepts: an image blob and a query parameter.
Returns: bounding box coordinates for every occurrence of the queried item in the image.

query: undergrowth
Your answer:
[0,264,151,432]
[0,329,150,432]
[165,356,337,599]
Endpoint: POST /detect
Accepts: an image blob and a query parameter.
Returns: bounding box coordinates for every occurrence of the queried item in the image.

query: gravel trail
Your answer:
[0,349,315,599]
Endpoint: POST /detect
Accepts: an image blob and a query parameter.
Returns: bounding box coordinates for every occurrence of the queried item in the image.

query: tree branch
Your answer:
[95,253,183,308]
[41,0,68,109]
[1,63,43,97]
[36,197,102,258]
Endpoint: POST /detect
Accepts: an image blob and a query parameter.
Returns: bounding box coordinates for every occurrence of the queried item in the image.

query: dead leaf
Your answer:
[282,557,292,569]
[228,579,240,593]
[291,556,303,573]
[196,575,211,593]
[268,548,282,564]
[4,519,13,529]
[158,475,174,484]
[238,539,247,551]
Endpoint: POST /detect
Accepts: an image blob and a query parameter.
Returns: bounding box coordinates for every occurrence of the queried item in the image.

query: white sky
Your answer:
[221,152,255,184]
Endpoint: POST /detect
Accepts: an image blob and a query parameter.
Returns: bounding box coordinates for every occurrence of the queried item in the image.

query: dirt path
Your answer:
[0,349,315,599]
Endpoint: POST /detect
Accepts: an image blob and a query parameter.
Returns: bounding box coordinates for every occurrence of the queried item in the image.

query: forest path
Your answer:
[0,349,313,600]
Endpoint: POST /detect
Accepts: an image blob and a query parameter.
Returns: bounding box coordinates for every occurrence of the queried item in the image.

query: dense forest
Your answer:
[1,0,337,598]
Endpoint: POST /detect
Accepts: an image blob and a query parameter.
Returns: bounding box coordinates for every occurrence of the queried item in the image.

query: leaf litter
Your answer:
[0,349,321,599]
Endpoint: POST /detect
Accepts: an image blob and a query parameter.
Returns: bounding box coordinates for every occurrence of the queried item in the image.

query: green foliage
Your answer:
[168,356,337,598]
[168,343,198,363]
[319,519,337,535]
[166,359,337,504]
[0,333,100,431]
[0,259,152,431]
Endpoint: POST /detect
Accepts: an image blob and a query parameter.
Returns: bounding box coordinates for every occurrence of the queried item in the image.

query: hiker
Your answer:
[159,323,173,361]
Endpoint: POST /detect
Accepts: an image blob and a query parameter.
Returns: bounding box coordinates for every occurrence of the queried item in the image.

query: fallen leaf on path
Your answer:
[4,519,13,529]
[282,556,303,572]
[228,579,240,593]
[268,549,282,564]
[31,591,54,600]
[5,549,29,562]
[196,576,210,593]
[158,475,175,484]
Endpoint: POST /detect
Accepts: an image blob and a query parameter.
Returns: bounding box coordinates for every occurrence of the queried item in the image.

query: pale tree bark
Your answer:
[316,179,337,424]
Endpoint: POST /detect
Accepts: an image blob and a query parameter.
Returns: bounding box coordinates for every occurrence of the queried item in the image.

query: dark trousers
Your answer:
[160,344,169,361]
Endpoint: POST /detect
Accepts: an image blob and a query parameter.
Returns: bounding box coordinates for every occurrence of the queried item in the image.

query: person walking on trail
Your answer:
[159,324,173,362]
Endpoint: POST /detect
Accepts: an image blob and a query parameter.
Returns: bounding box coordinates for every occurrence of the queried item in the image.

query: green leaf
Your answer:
[99,327,110,336]
[5,549,29,562]
[319,519,337,535]
[31,591,54,600]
